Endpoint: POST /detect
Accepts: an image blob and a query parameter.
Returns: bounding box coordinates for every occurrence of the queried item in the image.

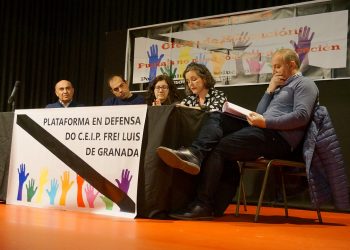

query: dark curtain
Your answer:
[0,0,311,111]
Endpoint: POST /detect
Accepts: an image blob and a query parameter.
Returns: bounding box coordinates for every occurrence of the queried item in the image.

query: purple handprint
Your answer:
[147,44,164,81]
[290,26,314,64]
[17,163,29,201]
[115,169,133,194]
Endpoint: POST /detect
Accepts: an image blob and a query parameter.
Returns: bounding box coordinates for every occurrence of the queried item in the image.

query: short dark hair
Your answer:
[107,74,127,88]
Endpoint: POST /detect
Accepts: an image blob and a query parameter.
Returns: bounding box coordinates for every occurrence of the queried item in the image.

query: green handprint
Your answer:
[100,195,113,210]
[160,63,177,79]
[26,178,37,202]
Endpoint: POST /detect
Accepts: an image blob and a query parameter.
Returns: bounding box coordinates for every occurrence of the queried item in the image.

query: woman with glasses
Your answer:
[146,74,182,106]
[180,62,227,112]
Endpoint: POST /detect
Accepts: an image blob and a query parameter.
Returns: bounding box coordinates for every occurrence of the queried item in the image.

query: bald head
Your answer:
[55,80,74,104]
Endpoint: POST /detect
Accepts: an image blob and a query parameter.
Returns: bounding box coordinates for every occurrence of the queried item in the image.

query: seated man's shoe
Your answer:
[169,204,213,220]
[156,146,200,175]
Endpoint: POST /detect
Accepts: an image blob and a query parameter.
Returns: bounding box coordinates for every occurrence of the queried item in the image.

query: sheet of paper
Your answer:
[222,102,253,117]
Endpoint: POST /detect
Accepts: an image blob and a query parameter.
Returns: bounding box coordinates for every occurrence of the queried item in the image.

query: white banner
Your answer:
[132,10,348,84]
[6,105,147,218]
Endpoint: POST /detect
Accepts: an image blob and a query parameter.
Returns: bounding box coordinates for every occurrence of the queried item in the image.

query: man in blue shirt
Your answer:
[157,48,319,220]
[103,75,145,105]
[46,80,83,108]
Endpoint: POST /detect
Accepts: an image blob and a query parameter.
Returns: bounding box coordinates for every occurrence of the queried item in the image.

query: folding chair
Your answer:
[235,158,323,223]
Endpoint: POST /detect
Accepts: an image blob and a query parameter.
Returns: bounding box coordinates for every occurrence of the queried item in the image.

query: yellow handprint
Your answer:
[177,46,193,76]
[35,168,48,203]
[211,51,227,77]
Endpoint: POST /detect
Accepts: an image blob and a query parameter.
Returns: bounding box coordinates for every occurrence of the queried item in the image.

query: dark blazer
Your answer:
[45,100,84,108]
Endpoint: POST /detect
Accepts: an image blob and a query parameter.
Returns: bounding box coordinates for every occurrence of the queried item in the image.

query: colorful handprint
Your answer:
[85,183,99,208]
[59,171,74,206]
[35,168,48,203]
[100,196,113,210]
[290,26,314,65]
[147,44,164,81]
[26,178,37,202]
[76,174,85,207]
[46,178,59,205]
[17,163,29,201]
[115,169,133,194]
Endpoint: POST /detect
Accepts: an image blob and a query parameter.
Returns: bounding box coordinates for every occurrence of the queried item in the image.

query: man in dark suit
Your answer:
[46,80,83,108]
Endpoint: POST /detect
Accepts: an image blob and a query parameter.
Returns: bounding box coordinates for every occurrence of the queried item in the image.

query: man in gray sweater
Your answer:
[157,48,319,220]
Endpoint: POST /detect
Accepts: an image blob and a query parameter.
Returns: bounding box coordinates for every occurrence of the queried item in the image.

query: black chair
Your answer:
[235,158,323,223]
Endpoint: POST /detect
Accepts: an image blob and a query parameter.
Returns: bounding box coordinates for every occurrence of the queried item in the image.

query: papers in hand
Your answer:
[222,102,253,120]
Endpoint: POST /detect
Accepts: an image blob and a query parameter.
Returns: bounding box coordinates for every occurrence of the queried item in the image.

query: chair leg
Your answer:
[235,163,245,216]
[280,168,289,218]
[254,163,272,222]
[235,178,242,216]
[241,178,248,212]
[317,209,323,224]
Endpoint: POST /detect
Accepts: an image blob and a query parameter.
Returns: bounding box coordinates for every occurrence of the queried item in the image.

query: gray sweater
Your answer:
[256,73,319,150]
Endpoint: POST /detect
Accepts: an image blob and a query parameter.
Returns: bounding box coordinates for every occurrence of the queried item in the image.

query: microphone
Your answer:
[8,81,21,104]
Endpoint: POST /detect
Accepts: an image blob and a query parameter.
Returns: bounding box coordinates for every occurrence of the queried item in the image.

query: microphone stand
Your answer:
[8,81,21,112]
[10,100,16,112]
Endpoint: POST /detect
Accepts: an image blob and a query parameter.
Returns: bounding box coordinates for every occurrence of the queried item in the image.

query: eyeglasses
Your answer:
[111,82,126,92]
[155,85,169,90]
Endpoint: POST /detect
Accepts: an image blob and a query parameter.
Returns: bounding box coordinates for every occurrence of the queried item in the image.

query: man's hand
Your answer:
[247,112,266,128]
[267,74,286,93]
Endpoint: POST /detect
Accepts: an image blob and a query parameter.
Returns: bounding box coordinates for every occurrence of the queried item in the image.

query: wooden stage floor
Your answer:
[0,203,349,250]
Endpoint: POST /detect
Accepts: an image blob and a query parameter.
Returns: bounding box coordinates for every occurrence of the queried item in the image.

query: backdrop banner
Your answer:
[6,105,147,218]
[131,10,348,85]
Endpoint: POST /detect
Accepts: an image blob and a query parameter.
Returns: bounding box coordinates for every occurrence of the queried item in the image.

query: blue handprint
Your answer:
[46,178,59,205]
[17,163,29,201]
[147,44,164,81]
[115,169,133,194]
[290,26,314,64]
[196,53,208,66]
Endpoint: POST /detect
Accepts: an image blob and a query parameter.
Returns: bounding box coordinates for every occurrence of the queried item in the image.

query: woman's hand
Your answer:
[152,98,162,106]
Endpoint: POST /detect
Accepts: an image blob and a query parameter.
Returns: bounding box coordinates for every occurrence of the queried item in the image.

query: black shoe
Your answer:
[156,146,200,175]
[169,204,213,220]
